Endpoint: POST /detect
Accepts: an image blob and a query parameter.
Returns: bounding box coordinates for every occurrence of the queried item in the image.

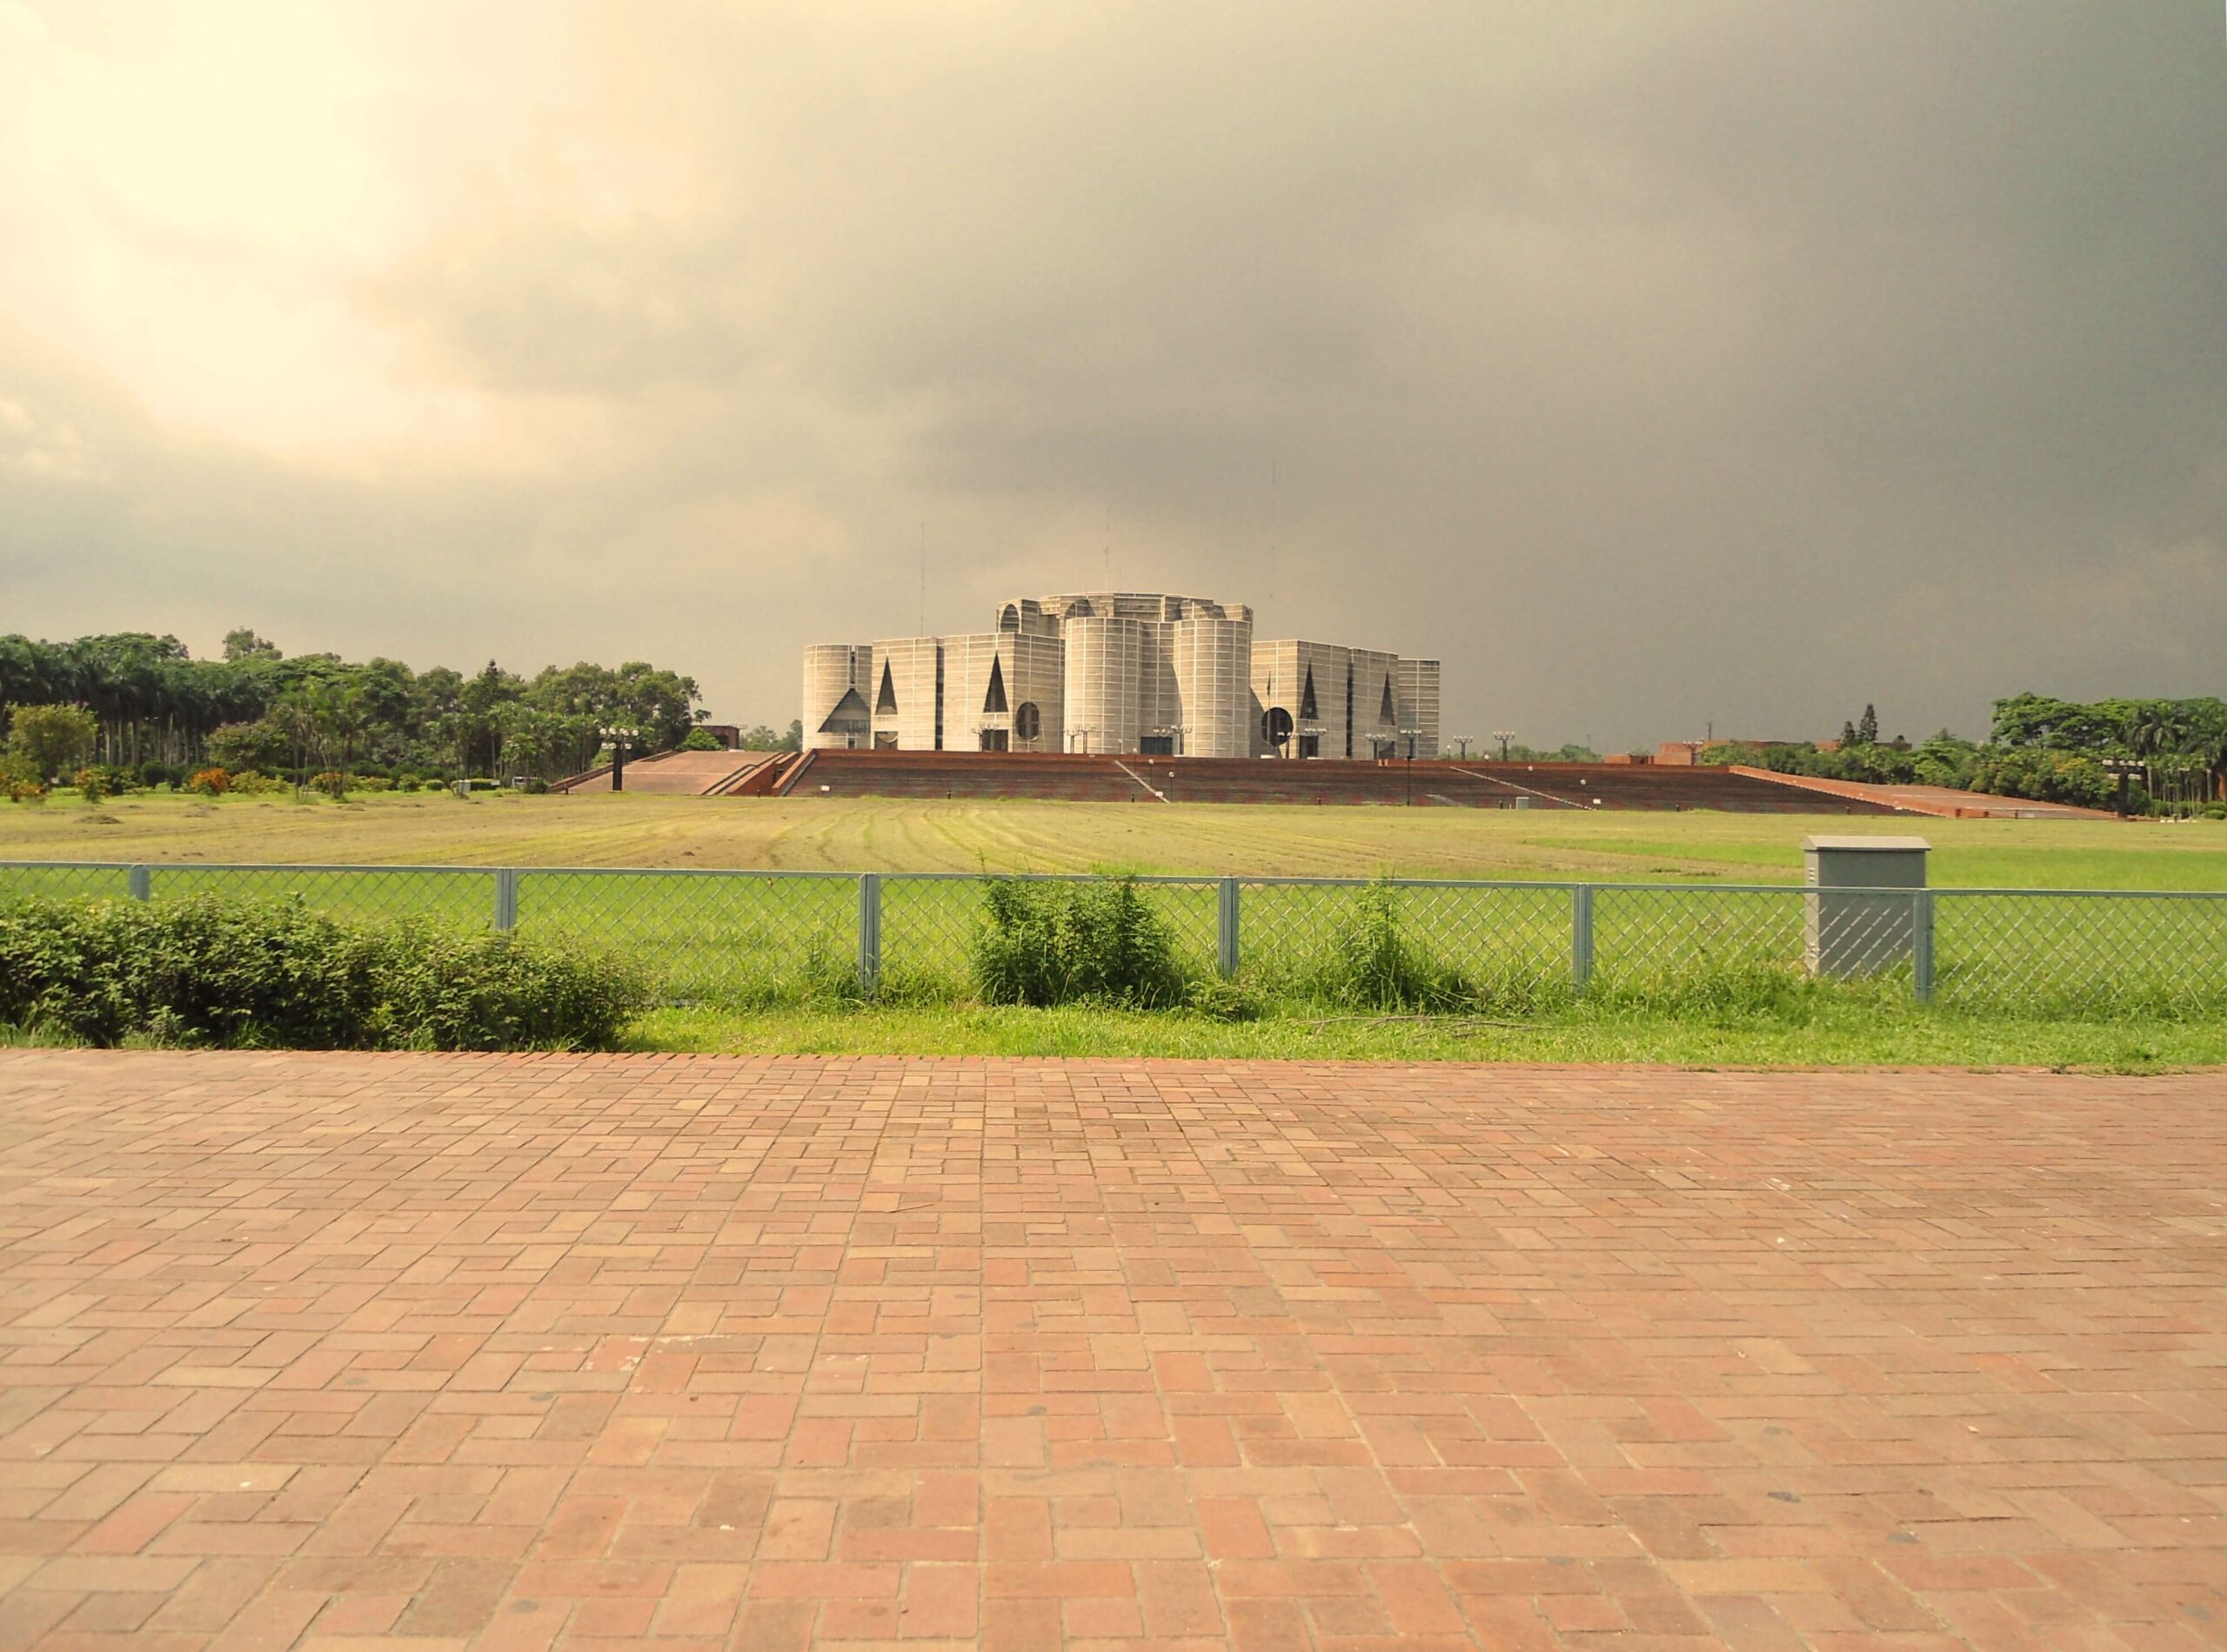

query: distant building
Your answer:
[1655,739,1808,766]
[803,591,1439,759]
[699,724,740,750]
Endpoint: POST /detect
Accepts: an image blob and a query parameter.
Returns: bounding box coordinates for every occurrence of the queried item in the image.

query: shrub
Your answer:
[4,753,49,803]
[228,769,290,795]
[205,720,290,775]
[311,770,347,797]
[1302,879,1476,1012]
[5,703,97,781]
[361,920,650,1050]
[679,727,724,751]
[0,895,650,1051]
[187,766,231,797]
[72,766,109,803]
[1185,976,1262,1021]
[973,875,1189,1007]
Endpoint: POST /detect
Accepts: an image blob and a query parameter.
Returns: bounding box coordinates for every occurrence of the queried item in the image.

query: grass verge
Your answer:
[622,1001,2227,1072]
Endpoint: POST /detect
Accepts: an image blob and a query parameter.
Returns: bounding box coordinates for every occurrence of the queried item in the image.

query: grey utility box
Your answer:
[1803,836,1929,979]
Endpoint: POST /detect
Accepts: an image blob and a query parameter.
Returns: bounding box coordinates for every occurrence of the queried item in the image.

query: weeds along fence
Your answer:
[3,861,2224,1020]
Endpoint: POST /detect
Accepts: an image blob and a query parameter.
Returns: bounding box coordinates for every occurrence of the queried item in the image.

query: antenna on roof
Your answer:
[918,519,926,635]
[1268,457,1278,608]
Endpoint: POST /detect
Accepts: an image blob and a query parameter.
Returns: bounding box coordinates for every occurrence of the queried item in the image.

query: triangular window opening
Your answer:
[875,661,899,716]
[983,656,1009,714]
[1299,665,1318,721]
[1380,675,1396,725]
[818,686,870,732]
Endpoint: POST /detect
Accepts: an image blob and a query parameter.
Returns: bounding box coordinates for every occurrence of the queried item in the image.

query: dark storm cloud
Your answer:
[3,1,2219,745]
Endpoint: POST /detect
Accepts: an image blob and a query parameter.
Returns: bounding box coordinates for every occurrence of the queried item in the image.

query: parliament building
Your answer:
[803,592,1440,760]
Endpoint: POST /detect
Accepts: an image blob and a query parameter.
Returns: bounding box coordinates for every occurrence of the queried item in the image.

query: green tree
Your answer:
[5,703,100,781]
[221,628,282,663]
[206,720,291,775]
[1856,704,1878,745]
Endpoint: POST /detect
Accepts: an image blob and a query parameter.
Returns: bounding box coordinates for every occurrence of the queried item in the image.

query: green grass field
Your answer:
[5,791,2223,1066]
[3,788,2223,886]
[627,1002,2227,1073]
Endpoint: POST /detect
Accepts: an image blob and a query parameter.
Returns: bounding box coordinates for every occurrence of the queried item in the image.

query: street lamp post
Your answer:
[2101,756,2143,818]
[1453,735,1475,760]
[1493,729,1515,762]
[1400,726,1421,805]
[599,725,640,793]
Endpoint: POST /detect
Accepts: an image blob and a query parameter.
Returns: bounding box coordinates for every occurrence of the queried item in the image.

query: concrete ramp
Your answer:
[552,750,786,796]
[1730,766,2119,819]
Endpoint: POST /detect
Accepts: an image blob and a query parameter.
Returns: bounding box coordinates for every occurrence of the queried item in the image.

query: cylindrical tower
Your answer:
[801,644,872,751]
[1171,613,1254,757]
[1062,615,1143,753]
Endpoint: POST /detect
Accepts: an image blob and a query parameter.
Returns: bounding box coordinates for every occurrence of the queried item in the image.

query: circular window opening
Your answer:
[1014,702,1041,741]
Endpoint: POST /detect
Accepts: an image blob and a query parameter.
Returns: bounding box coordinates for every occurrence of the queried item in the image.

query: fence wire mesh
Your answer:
[874,875,1219,1001]
[0,862,135,904]
[3,860,2224,1020]
[1936,892,2227,1017]
[519,871,856,1007]
[873,876,977,997]
[1591,886,1805,987]
[149,866,495,928]
[1238,880,1571,1009]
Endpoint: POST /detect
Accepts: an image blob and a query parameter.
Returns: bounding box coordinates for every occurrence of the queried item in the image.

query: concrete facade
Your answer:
[806,591,1437,759]
[801,644,873,751]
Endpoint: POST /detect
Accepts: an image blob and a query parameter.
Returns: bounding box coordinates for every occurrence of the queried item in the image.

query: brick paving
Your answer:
[0,1053,2221,1651]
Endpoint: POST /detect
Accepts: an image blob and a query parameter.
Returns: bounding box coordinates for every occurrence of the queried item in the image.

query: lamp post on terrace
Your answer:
[1493,729,1515,762]
[1150,723,1183,758]
[600,725,640,793]
[1400,726,1421,806]
[1453,734,1475,759]
[2101,756,2143,819]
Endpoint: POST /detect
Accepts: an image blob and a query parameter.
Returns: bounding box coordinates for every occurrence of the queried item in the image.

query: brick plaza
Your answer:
[0,1052,2221,1650]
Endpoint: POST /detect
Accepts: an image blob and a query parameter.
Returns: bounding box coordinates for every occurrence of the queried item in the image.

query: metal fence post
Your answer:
[858,873,881,997]
[128,865,150,902]
[493,868,519,933]
[1912,889,1935,1003]
[1217,878,1240,980]
[1571,883,1594,993]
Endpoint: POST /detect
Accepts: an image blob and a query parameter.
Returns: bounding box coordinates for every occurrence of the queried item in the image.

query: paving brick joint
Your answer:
[0,1050,2221,1650]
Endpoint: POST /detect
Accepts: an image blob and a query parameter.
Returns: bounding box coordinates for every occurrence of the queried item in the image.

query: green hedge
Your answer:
[973,875,1189,1008]
[0,895,649,1051]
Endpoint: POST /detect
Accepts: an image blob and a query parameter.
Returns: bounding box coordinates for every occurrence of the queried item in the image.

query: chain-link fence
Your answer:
[3,860,2224,1019]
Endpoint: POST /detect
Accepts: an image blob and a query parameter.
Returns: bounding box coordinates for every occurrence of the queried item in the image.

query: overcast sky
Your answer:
[2,3,2221,749]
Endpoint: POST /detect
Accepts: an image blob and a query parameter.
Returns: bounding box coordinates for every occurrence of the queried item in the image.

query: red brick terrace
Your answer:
[779,751,1903,812]
[0,1051,2219,1649]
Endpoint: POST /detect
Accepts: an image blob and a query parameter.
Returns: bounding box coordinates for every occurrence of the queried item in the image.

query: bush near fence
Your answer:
[0,894,647,1050]
[3,861,2225,1023]
[973,875,1189,1008]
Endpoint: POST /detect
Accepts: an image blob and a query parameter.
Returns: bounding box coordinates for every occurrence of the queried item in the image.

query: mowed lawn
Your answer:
[1,788,2223,886]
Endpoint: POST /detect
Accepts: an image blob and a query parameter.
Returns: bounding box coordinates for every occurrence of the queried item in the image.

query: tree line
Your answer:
[1704,695,2227,814]
[0,627,713,789]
